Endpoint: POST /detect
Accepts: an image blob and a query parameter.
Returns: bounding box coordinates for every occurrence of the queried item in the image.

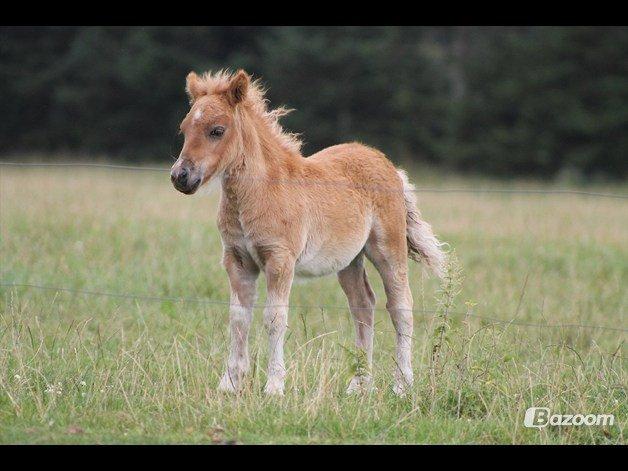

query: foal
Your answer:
[171,69,446,396]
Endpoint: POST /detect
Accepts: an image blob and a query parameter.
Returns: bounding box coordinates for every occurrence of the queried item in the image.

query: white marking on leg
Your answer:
[390,301,414,396]
[263,295,288,395]
[219,292,253,393]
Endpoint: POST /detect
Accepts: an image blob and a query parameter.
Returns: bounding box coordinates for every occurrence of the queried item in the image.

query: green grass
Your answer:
[0,165,626,444]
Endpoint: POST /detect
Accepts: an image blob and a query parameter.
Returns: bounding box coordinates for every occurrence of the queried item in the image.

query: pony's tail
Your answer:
[397,169,447,279]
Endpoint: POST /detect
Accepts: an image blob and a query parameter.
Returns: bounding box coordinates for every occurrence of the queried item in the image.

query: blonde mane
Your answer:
[195,70,303,155]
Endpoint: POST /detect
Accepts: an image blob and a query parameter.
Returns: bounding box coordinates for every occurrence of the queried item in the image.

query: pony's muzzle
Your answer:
[171,160,201,195]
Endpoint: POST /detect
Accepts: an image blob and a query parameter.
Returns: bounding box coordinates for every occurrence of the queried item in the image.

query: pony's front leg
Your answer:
[261,250,295,396]
[218,249,259,393]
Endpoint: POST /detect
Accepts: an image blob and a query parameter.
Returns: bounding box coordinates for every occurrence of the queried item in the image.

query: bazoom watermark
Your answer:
[524,407,614,429]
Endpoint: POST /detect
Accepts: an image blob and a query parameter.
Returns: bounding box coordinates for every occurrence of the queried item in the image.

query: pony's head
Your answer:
[171,69,251,195]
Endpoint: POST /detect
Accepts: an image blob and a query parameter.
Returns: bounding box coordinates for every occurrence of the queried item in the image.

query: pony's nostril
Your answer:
[171,162,195,192]
[171,168,188,186]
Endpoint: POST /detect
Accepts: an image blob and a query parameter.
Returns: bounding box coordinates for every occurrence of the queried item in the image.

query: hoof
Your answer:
[393,368,413,397]
[218,373,240,394]
[346,375,375,395]
[264,378,285,396]
[392,383,409,397]
[392,378,413,397]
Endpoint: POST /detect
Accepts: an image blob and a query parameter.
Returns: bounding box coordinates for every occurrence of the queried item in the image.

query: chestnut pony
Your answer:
[171,69,445,395]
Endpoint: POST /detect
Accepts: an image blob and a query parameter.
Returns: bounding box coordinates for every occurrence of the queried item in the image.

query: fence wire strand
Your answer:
[1,161,627,199]
[1,161,626,334]
[1,282,625,333]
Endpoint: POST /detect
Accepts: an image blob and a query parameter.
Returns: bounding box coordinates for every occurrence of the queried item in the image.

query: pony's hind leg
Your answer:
[338,253,376,394]
[365,231,414,396]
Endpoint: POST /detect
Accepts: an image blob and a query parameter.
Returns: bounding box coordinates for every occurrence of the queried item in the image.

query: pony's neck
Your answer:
[222,105,301,200]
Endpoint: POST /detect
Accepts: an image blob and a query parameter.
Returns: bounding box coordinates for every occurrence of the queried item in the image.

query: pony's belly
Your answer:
[294,251,356,278]
[295,230,369,278]
[239,237,361,278]
[237,212,372,278]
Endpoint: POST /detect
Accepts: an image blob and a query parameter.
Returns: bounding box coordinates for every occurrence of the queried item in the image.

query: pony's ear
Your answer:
[226,69,250,106]
[185,71,205,104]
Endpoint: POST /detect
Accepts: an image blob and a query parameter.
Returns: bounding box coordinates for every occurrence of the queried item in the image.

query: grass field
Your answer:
[0,164,626,444]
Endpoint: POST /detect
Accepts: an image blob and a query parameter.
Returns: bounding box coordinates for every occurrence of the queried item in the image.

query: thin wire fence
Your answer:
[1,281,626,333]
[1,161,627,199]
[1,161,626,334]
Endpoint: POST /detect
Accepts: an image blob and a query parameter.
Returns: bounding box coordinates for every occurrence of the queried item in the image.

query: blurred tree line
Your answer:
[1,26,627,179]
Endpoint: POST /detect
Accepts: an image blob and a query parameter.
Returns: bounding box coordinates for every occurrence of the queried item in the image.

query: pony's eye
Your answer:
[209,126,225,138]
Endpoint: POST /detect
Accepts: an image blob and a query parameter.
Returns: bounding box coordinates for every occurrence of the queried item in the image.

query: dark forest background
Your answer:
[1,26,627,179]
